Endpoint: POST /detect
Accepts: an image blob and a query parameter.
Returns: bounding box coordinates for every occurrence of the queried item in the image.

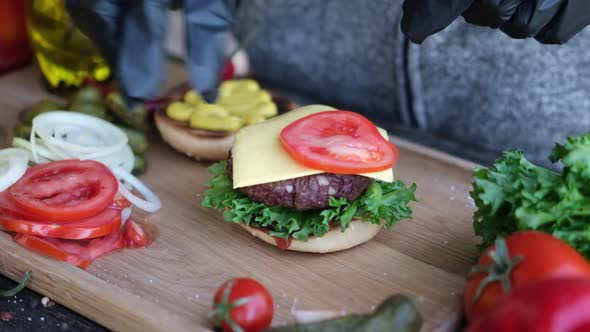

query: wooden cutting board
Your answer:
[0,65,480,332]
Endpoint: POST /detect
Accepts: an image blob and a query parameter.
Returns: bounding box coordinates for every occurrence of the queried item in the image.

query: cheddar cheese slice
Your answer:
[232,105,394,188]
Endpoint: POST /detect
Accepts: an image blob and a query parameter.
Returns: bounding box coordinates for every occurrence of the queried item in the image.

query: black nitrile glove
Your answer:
[66,0,235,104]
[401,0,590,45]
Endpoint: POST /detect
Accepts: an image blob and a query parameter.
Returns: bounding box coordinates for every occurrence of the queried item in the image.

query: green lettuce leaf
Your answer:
[472,133,590,258]
[202,161,417,241]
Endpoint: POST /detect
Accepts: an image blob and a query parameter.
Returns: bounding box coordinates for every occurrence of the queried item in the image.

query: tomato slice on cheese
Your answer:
[279,110,398,173]
[9,160,118,222]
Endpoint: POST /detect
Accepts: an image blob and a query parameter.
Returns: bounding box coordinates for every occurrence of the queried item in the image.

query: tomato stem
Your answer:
[0,270,31,297]
[468,237,523,305]
[210,281,253,332]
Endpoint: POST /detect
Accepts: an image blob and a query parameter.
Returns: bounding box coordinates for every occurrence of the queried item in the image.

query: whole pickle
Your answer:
[68,100,109,120]
[13,123,32,139]
[132,154,146,175]
[265,294,422,332]
[105,93,149,132]
[21,99,64,124]
[118,126,149,155]
[70,86,103,104]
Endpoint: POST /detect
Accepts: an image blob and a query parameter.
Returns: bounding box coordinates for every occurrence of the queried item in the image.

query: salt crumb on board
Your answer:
[290,298,299,314]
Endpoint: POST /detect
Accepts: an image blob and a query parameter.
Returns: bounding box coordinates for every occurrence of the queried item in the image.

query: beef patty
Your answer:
[227,155,373,211]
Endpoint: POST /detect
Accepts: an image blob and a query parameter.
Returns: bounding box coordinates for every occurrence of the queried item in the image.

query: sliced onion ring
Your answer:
[0,148,30,192]
[12,137,52,163]
[32,111,128,161]
[121,207,133,223]
[110,165,161,213]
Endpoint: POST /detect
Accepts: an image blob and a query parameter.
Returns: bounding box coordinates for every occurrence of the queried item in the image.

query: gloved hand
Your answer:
[65,0,236,104]
[401,0,590,45]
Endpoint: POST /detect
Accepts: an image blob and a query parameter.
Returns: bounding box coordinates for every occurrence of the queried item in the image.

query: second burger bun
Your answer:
[239,220,382,253]
[154,111,234,161]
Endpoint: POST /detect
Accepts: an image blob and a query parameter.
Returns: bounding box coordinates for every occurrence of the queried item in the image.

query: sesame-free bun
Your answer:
[154,111,234,161]
[239,220,382,253]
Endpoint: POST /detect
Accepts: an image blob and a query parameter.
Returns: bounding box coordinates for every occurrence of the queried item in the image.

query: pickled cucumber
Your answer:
[222,101,278,118]
[219,79,260,96]
[184,90,203,106]
[13,123,32,139]
[21,99,64,124]
[166,102,194,122]
[118,126,149,155]
[267,294,422,332]
[68,100,109,120]
[189,111,243,131]
[105,93,149,132]
[132,154,146,175]
[216,90,272,105]
[195,103,228,116]
[242,114,266,125]
[70,86,103,104]
[171,79,279,132]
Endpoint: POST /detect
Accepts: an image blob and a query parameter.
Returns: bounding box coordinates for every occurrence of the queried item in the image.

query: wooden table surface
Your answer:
[0,65,485,332]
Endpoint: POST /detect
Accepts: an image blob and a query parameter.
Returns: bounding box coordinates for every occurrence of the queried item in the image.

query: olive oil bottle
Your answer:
[27,0,110,87]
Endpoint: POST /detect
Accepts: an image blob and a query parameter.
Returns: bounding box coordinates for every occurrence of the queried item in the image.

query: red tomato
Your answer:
[279,111,398,174]
[464,231,590,322]
[9,160,118,222]
[220,59,235,81]
[212,278,274,332]
[112,193,132,210]
[13,230,125,269]
[124,220,150,247]
[0,207,121,239]
[467,278,590,332]
[0,190,44,220]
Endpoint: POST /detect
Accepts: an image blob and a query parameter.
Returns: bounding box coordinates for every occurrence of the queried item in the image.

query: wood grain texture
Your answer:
[0,65,480,332]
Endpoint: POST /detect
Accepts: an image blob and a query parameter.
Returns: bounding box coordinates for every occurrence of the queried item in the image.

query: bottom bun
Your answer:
[154,111,234,161]
[239,220,382,253]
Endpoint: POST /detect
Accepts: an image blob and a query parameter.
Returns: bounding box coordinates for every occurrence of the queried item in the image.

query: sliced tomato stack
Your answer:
[0,160,149,269]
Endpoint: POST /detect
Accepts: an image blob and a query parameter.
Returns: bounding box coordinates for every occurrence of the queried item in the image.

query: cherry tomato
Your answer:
[280,110,398,174]
[9,160,118,222]
[464,231,590,322]
[467,278,590,332]
[124,220,150,247]
[13,230,124,269]
[0,207,121,239]
[212,278,274,332]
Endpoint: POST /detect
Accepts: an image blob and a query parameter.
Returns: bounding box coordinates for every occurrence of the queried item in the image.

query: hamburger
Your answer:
[202,105,417,253]
[155,79,296,161]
